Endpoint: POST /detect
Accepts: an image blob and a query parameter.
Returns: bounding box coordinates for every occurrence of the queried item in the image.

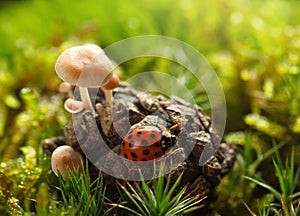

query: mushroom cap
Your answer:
[102,73,120,90]
[64,98,84,113]
[51,145,83,180]
[55,44,114,88]
[59,82,72,93]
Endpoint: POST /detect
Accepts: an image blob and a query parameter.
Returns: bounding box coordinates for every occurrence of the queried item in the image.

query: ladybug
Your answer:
[121,125,179,161]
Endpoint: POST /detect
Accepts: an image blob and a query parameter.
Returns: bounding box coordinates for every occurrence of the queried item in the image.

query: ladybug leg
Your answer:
[112,144,121,154]
[168,122,181,133]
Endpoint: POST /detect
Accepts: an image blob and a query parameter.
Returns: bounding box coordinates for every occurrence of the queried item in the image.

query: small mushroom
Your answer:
[51,145,83,180]
[59,82,73,97]
[102,73,120,102]
[55,44,115,114]
[64,98,84,113]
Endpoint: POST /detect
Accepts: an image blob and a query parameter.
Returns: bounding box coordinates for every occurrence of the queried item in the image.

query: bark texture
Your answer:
[43,82,237,212]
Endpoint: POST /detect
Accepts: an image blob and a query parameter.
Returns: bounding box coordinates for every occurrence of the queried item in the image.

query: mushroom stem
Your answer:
[104,90,113,103]
[102,73,120,103]
[79,87,96,115]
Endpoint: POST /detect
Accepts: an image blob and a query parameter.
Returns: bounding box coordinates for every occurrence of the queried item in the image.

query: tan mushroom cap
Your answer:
[51,145,83,180]
[102,73,120,90]
[59,82,72,93]
[55,44,114,88]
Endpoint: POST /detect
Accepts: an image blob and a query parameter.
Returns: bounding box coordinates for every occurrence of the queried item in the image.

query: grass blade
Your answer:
[273,160,287,197]
[243,176,281,200]
[111,203,143,216]
[117,181,150,216]
[242,200,257,216]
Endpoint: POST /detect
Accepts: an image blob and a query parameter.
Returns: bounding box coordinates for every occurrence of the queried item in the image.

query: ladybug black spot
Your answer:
[129,141,135,148]
[127,134,133,140]
[137,131,142,137]
[141,158,147,161]
[154,152,161,156]
[142,149,150,155]
[150,134,156,139]
[124,153,128,159]
[155,142,161,147]
[130,152,138,158]
[141,139,148,146]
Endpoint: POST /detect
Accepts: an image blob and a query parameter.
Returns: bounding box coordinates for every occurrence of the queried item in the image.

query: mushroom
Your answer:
[64,98,84,114]
[59,82,73,97]
[51,145,83,180]
[55,44,115,115]
[102,73,120,102]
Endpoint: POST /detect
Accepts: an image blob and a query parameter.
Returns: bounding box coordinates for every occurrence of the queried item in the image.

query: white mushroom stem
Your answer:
[64,98,84,114]
[102,73,120,103]
[104,90,113,103]
[79,87,95,115]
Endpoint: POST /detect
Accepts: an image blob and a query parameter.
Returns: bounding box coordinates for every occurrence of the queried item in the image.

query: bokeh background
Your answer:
[0,0,300,215]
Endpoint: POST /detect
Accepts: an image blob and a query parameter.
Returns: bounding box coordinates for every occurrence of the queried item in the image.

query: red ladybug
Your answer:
[121,126,164,161]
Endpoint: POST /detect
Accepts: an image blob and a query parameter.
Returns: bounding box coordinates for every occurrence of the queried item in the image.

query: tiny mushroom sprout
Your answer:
[51,145,83,180]
[102,73,120,102]
[55,44,117,115]
[58,82,73,97]
[64,98,84,114]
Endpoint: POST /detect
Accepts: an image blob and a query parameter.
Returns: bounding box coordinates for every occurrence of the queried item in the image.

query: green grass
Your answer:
[244,149,300,215]
[52,165,113,216]
[115,165,203,216]
[1,0,300,215]
[40,162,203,215]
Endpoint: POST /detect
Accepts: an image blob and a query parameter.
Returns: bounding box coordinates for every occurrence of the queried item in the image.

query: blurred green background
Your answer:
[0,0,300,215]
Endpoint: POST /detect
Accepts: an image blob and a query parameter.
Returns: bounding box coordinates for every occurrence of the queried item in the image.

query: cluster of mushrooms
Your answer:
[51,44,120,180]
